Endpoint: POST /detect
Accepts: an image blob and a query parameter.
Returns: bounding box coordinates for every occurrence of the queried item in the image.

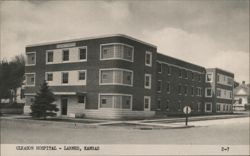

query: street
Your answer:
[1,117,249,144]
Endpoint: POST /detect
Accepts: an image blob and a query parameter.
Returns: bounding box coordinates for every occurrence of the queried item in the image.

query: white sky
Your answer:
[0,0,249,83]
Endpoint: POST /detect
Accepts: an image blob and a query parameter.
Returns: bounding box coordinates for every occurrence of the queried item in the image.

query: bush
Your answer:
[244,104,250,111]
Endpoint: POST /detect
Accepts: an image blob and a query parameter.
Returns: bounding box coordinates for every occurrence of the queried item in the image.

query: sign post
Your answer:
[183,106,191,126]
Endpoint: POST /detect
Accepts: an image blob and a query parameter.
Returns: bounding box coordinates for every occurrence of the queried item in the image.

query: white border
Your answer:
[99,68,133,86]
[205,102,212,112]
[25,52,36,66]
[100,43,134,62]
[144,74,152,89]
[145,51,152,67]
[78,46,88,62]
[206,72,213,82]
[144,96,151,111]
[98,93,133,110]
[25,73,36,87]
[205,87,212,97]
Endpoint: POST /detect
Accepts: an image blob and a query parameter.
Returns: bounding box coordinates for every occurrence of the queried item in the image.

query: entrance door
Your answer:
[61,98,68,115]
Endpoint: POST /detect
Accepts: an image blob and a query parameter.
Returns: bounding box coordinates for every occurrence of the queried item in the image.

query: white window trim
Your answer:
[100,43,134,62]
[78,46,88,62]
[216,103,221,112]
[157,80,162,93]
[145,51,152,67]
[62,49,70,62]
[206,72,213,82]
[25,73,36,87]
[144,74,152,89]
[46,50,54,64]
[144,96,151,111]
[178,68,182,78]
[78,70,87,81]
[217,73,233,86]
[98,93,133,110]
[25,52,36,66]
[197,87,202,97]
[61,72,69,84]
[45,72,53,82]
[205,103,212,112]
[183,70,188,79]
[205,88,212,97]
[99,68,133,87]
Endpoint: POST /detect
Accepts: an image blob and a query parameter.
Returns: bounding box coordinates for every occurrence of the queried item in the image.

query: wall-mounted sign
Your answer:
[56,43,76,49]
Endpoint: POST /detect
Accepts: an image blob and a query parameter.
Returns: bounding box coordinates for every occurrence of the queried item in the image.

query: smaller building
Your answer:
[233,81,249,111]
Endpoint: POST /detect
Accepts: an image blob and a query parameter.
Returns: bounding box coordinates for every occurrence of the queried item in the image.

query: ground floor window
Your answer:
[216,104,220,112]
[144,96,151,110]
[99,94,132,109]
[205,103,212,112]
[78,95,85,104]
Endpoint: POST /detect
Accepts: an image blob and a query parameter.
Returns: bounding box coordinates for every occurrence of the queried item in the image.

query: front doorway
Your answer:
[61,98,68,115]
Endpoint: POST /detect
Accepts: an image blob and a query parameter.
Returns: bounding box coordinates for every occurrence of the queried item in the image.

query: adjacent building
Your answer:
[24,34,234,119]
[233,81,249,111]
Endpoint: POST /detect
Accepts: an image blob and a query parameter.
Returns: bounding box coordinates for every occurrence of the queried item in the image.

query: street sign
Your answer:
[183,106,191,114]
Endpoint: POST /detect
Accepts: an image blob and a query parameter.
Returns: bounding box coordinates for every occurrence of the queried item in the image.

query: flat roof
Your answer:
[26,34,157,48]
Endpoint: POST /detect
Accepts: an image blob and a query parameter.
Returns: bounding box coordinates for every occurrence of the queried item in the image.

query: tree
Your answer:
[0,55,25,103]
[30,81,59,119]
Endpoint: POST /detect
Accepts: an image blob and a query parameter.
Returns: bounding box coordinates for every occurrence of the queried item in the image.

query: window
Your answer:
[178,85,182,95]
[46,73,53,81]
[144,96,151,110]
[26,53,36,65]
[62,49,69,61]
[205,88,212,97]
[157,80,162,92]
[216,74,220,82]
[166,82,170,93]
[145,51,152,66]
[157,62,162,73]
[78,71,86,80]
[223,104,226,111]
[217,89,221,97]
[99,94,132,109]
[183,70,188,79]
[25,73,35,86]
[166,65,171,75]
[178,68,182,78]
[157,99,161,110]
[62,72,69,84]
[145,74,152,89]
[206,73,213,82]
[100,44,133,62]
[79,48,87,61]
[198,74,201,82]
[205,103,212,112]
[183,86,188,95]
[191,72,194,80]
[229,91,232,99]
[197,88,202,96]
[100,69,133,86]
[191,86,194,96]
[46,51,53,63]
[78,95,85,103]
[216,104,220,112]
[239,98,242,104]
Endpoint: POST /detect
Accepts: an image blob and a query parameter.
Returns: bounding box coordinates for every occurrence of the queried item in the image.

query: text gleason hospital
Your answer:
[24,34,234,119]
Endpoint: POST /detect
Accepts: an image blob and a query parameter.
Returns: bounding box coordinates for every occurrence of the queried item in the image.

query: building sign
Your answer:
[56,43,76,49]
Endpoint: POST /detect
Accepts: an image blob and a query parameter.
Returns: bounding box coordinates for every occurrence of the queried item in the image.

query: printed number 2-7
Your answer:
[221,147,230,152]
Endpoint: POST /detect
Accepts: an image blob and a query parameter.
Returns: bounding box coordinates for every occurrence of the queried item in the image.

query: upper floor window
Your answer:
[62,72,69,84]
[62,49,69,61]
[25,73,35,86]
[198,74,201,82]
[166,82,170,93]
[79,48,87,61]
[145,51,152,67]
[191,72,194,80]
[205,88,212,97]
[183,86,188,95]
[26,52,36,65]
[178,68,182,78]
[157,62,162,73]
[197,87,202,96]
[166,65,171,75]
[191,86,194,96]
[157,80,162,92]
[100,43,133,62]
[46,73,53,81]
[206,73,213,82]
[144,74,152,89]
[46,51,53,63]
[183,70,188,79]
[217,89,221,97]
[78,71,86,80]
[100,69,133,86]
[178,84,182,95]
[78,95,85,104]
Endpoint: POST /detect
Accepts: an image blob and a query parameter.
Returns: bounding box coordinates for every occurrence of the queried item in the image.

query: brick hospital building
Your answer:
[24,34,234,119]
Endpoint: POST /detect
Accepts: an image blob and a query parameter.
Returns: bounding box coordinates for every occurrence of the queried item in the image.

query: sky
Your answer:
[0,0,249,83]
